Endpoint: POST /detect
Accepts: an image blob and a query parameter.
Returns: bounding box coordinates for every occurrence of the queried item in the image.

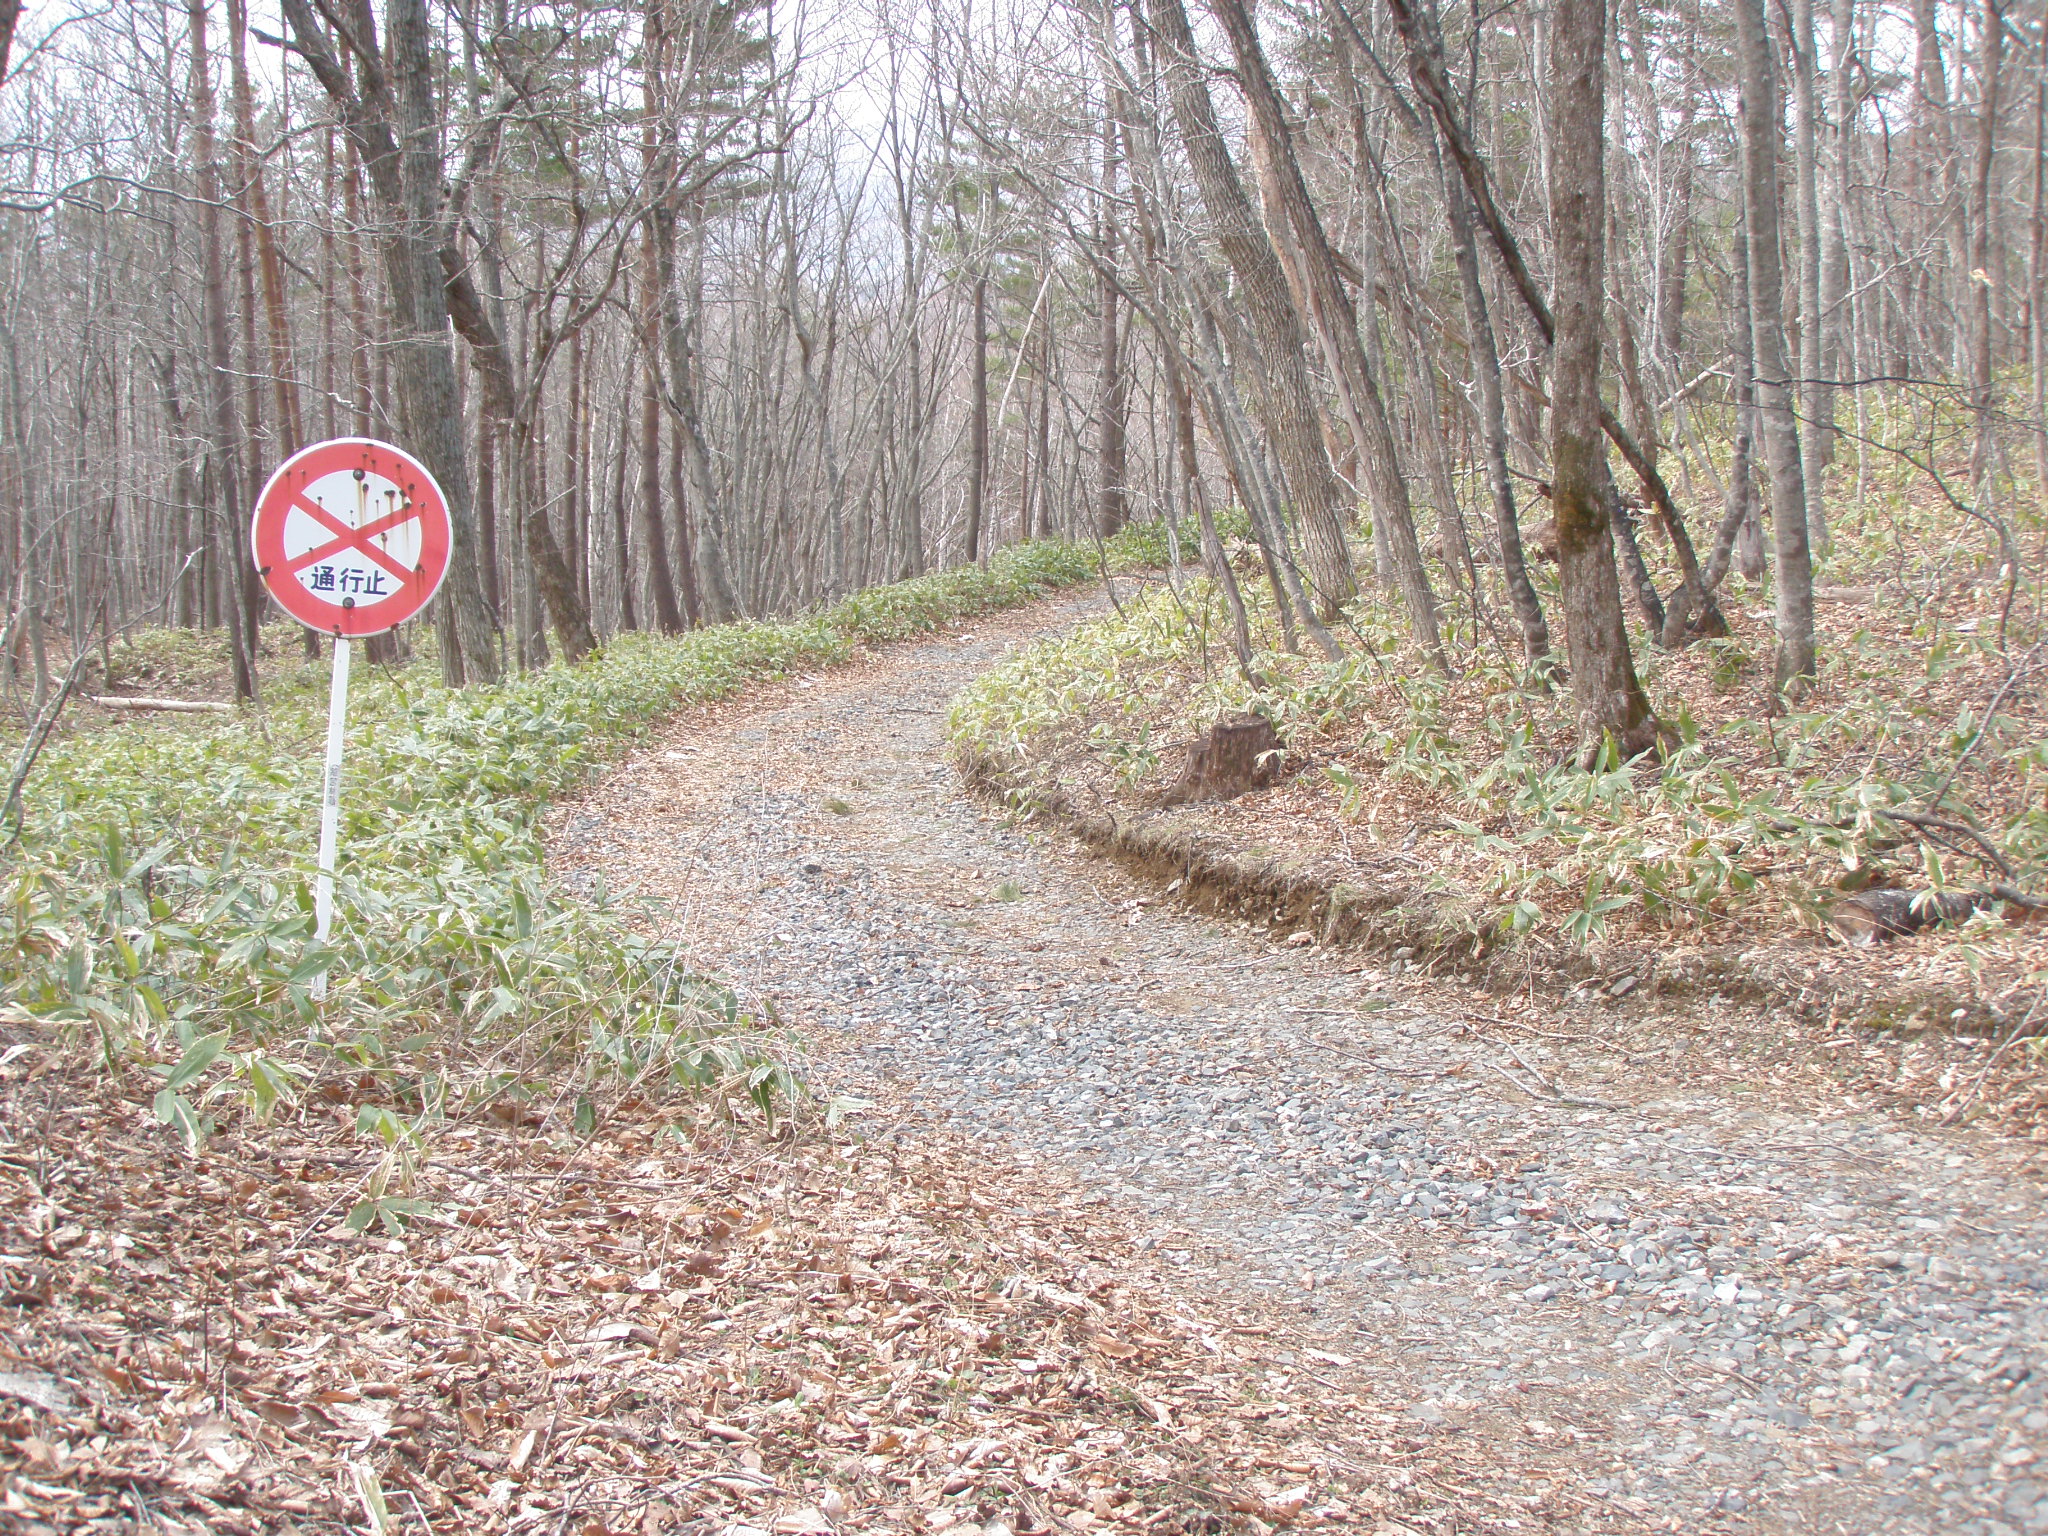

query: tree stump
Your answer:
[1159,713,1282,806]
[1828,888,1987,946]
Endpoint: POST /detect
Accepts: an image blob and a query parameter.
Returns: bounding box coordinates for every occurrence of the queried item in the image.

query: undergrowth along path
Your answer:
[560,587,2048,1536]
[0,530,1175,1148]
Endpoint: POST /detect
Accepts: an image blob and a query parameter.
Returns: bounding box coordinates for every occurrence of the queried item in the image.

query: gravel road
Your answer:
[553,587,2048,1535]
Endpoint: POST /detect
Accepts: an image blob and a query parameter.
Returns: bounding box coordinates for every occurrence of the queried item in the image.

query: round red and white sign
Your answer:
[251,438,452,637]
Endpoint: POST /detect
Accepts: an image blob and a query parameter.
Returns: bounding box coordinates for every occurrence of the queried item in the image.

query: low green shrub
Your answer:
[0,528,1169,1152]
[950,575,2048,952]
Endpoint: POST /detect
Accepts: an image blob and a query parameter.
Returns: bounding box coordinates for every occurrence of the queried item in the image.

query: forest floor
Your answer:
[6,579,2045,1536]
[946,550,2048,1135]
[548,582,2048,1536]
[1,539,1391,1536]
[0,1025,1368,1536]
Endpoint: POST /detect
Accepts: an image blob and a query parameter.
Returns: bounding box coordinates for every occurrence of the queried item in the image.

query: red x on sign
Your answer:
[251,439,452,637]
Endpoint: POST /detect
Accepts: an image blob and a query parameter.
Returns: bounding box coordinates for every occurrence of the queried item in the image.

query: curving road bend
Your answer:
[551,586,2048,1536]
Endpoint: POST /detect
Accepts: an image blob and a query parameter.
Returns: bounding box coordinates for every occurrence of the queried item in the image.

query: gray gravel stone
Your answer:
[556,590,2048,1536]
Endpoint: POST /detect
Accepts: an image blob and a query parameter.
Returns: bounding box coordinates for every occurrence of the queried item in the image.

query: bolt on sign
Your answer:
[251,439,454,1000]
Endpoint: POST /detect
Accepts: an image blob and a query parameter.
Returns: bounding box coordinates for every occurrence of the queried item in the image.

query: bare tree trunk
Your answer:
[318,125,340,444]
[968,268,989,561]
[1656,56,1695,370]
[1033,319,1053,539]
[1789,0,1831,549]
[1968,0,2005,498]
[1204,362,1326,655]
[342,141,373,435]
[1382,0,1720,642]
[477,419,502,620]
[666,380,704,627]
[1912,0,1964,377]
[185,0,256,703]
[652,200,740,621]
[634,364,684,634]
[1179,265,1318,651]
[1428,112,1551,666]
[1146,0,1358,617]
[1170,356,1255,678]
[1096,105,1129,540]
[1407,336,1477,591]
[2033,69,2047,495]
[1209,0,1443,663]
[1735,0,1818,693]
[385,0,500,680]
[1549,0,1658,759]
[280,0,501,686]
[1814,0,1856,512]
[153,352,204,628]
[607,384,636,634]
[227,0,317,660]
[1604,272,1669,641]
[443,233,594,662]
[1611,489,1665,634]
[638,243,686,634]
[227,0,302,457]
[567,307,588,612]
[1725,208,1767,582]
[514,415,594,663]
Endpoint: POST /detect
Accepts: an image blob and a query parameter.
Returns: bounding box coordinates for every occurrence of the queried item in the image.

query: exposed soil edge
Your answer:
[957,749,2006,1036]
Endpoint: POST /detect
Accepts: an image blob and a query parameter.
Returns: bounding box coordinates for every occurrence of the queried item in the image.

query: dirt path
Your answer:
[554,587,2048,1536]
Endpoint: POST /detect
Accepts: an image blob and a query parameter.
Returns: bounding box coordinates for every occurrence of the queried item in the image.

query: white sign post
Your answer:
[250,439,454,999]
[311,635,350,1000]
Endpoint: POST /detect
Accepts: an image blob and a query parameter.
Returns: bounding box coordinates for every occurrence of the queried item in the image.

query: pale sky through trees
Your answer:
[0,0,2028,708]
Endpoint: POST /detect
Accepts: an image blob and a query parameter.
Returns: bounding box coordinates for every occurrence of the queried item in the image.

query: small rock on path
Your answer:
[554,588,2048,1535]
